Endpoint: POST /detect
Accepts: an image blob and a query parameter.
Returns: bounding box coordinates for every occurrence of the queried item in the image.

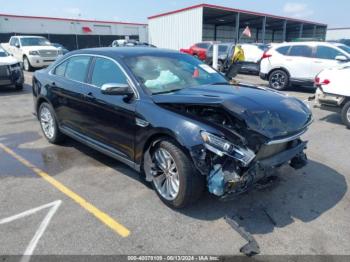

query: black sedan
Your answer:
[32,47,312,208]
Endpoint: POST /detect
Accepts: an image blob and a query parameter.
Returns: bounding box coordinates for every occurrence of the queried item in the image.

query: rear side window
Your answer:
[289,45,312,57]
[91,57,127,87]
[219,45,228,52]
[65,56,91,82]
[315,46,344,60]
[54,61,68,76]
[197,43,210,49]
[276,46,290,55]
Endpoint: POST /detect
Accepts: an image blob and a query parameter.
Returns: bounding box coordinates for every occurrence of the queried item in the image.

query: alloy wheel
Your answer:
[40,107,55,139]
[347,107,350,123]
[152,148,180,201]
[271,72,286,89]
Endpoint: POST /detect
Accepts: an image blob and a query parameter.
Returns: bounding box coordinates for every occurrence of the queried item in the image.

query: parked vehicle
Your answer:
[180,42,212,61]
[32,47,311,208]
[52,43,69,55]
[111,39,156,48]
[260,42,350,90]
[240,43,269,74]
[1,36,60,71]
[314,63,350,128]
[205,43,235,72]
[0,47,24,90]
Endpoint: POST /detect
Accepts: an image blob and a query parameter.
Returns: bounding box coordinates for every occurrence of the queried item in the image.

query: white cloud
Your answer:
[64,7,82,18]
[283,3,314,18]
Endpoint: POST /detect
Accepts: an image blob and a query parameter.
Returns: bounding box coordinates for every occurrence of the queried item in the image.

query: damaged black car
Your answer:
[32,47,312,208]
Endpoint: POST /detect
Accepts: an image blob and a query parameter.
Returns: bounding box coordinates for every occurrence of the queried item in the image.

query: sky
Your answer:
[0,0,349,28]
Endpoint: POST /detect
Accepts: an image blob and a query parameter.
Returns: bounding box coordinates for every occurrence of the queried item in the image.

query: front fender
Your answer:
[134,100,219,165]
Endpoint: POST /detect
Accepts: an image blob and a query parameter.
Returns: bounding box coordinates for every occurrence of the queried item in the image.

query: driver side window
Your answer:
[91,57,128,88]
[315,46,344,60]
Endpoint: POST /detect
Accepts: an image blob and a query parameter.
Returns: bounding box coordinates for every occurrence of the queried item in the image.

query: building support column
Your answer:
[261,16,267,43]
[214,25,217,41]
[272,30,275,42]
[313,25,317,38]
[299,23,304,38]
[282,20,287,42]
[235,13,240,43]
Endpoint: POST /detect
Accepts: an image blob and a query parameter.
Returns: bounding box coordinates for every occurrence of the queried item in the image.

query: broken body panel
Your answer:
[143,83,311,197]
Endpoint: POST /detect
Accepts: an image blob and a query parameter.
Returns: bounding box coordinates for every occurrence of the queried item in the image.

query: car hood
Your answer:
[22,46,59,52]
[152,84,312,139]
[0,56,19,65]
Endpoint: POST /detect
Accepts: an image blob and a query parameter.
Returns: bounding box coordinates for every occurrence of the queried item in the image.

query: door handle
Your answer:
[84,92,96,100]
[314,61,323,64]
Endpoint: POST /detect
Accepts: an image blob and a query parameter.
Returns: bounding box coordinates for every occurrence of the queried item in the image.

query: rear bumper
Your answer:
[259,72,268,80]
[315,87,345,107]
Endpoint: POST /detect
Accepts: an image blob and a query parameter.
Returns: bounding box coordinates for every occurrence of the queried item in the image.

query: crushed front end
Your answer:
[190,131,308,198]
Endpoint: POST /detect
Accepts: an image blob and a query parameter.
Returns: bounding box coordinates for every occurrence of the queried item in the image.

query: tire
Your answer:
[38,102,64,144]
[151,139,204,208]
[269,69,289,90]
[341,101,350,129]
[23,56,33,72]
[15,84,23,91]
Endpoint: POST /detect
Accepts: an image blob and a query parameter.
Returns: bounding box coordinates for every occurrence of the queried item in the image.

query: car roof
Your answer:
[70,47,181,58]
[271,41,343,49]
[14,35,46,38]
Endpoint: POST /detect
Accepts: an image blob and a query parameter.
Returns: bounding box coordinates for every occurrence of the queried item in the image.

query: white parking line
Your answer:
[0,200,62,262]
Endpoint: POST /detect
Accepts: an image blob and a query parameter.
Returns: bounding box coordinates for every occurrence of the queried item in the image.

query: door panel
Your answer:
[78,86,136,160]
[287,45,313,80]
[78,57,136,161]
[49,55,92,133]
[311,45,346,77]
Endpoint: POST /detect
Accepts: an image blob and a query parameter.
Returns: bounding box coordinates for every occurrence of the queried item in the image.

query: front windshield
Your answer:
[124,54,228,94]
[0,48,8,57]
[20,37,51,46]
[338,44,350,54]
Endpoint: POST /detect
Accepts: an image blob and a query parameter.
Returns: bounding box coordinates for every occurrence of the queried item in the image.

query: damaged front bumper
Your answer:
[191,138,308,198]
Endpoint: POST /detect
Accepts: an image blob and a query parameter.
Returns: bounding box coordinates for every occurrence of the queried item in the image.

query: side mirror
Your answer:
[15,43,20,48]
[101,83,134,97]
[335,55,348,62]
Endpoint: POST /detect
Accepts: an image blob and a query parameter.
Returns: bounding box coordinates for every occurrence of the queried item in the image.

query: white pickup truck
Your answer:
[1,36,61,71]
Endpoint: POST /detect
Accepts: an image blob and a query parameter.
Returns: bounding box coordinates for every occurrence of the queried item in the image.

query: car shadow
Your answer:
[0,83,32,96]
[319,112,343,126]
[1,131,347,236]
[179,160,347,235]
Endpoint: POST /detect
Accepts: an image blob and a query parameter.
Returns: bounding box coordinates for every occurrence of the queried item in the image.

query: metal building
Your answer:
[0,13,148,50]
[148,3,327,50]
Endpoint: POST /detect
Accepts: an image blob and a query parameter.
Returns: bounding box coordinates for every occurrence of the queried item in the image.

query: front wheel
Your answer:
[341,101,350,128]
[23,56,33,72]
[269,70,289,90]
[151,140,204,208]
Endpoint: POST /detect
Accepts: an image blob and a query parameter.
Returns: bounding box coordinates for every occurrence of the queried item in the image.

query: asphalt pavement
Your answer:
[0,71,349,257]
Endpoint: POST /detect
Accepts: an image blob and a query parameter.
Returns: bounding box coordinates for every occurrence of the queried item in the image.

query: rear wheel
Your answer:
[341,101,350,128]
[151,139,204,208]
[269,70,289,90]
[39,102,64,144]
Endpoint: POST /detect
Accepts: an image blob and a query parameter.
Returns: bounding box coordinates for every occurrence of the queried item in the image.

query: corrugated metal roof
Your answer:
[148,3,327,27]
[0,13,147,26]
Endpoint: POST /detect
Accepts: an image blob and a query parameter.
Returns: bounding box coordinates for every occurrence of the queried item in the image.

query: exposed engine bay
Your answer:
[157,103,309,198]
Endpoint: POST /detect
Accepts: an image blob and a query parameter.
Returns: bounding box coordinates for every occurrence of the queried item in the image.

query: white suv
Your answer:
[260,42,350,90]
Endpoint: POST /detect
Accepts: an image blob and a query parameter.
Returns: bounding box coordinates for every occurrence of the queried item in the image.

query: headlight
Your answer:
[200,131,255,166]
[29,51,40,55]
